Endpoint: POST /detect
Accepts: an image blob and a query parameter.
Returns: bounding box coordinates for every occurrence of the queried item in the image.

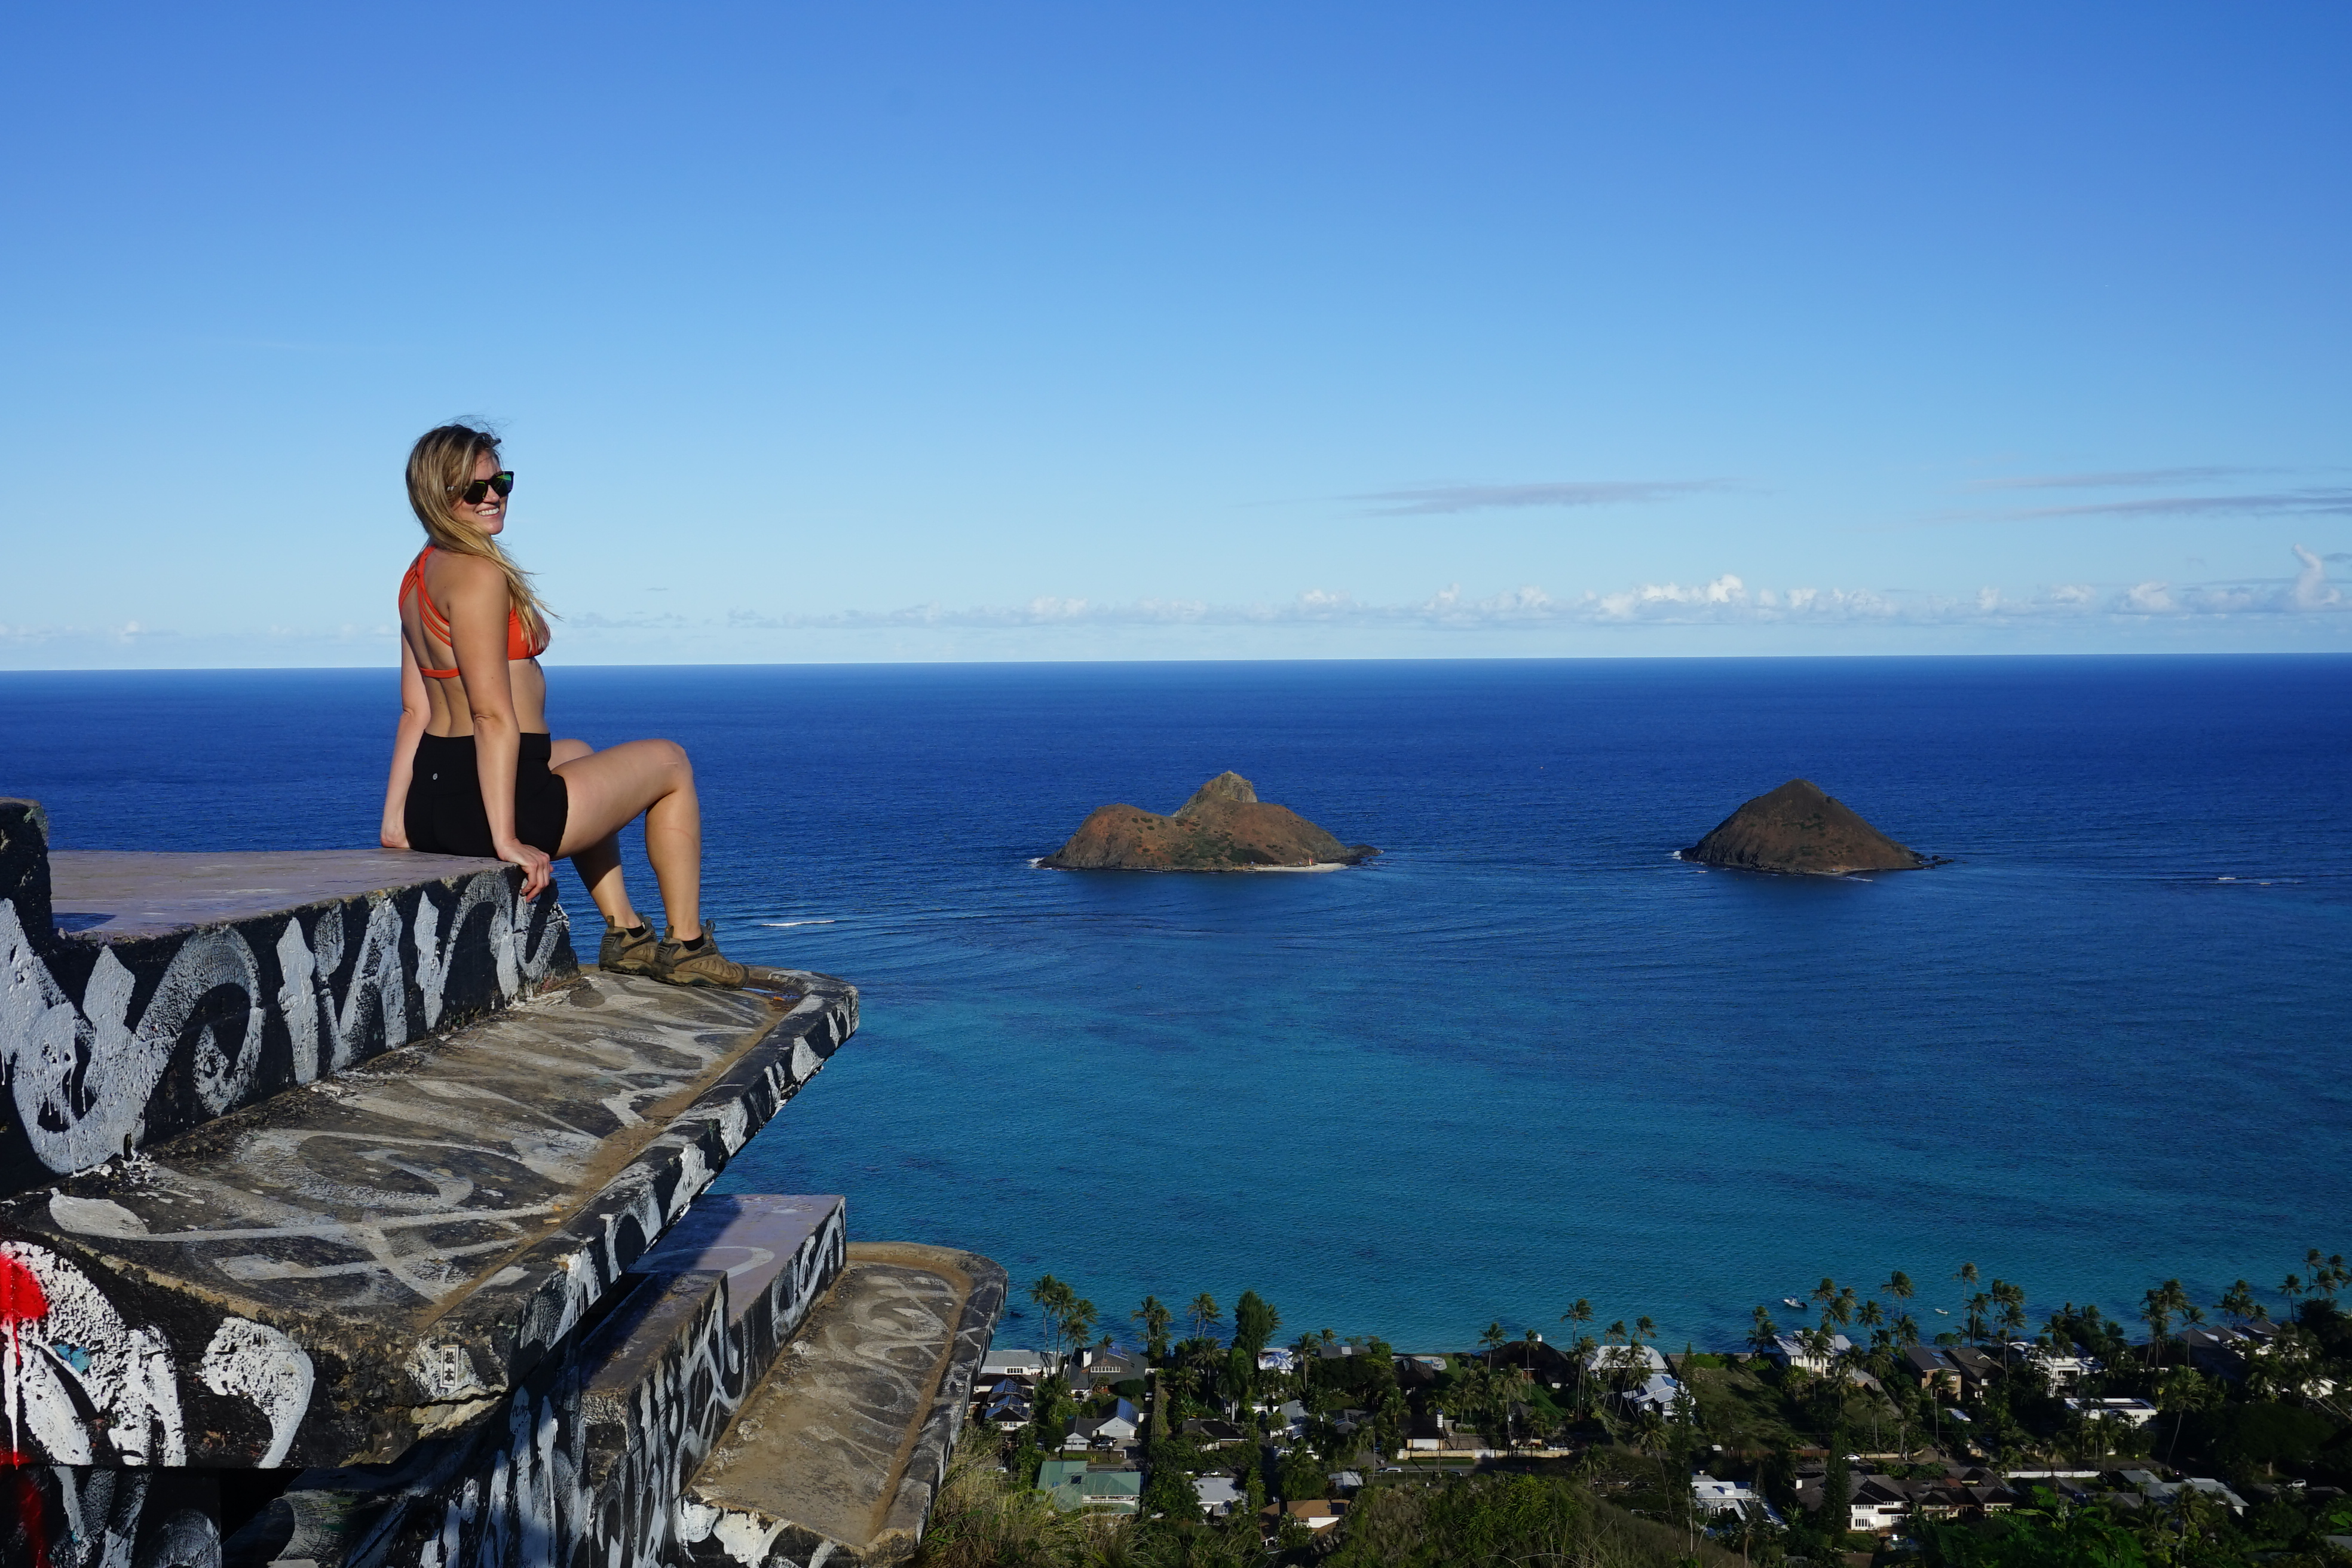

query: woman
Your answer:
[378,422,748,988]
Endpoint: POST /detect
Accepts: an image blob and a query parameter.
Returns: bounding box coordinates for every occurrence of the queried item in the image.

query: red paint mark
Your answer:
[0,1255,45,1325]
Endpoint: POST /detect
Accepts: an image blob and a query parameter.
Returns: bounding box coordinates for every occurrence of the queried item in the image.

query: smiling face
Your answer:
[457,449,507,535]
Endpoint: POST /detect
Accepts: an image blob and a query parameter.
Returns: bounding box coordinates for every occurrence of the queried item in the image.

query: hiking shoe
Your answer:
[651,923,751,989]
[598,921,660,975]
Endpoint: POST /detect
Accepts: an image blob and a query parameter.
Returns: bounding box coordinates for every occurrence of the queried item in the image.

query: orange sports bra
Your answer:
[399,546,549,678]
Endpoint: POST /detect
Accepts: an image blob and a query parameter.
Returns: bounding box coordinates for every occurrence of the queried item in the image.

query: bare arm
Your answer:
[442,556,552,898]
[379,641,432,849]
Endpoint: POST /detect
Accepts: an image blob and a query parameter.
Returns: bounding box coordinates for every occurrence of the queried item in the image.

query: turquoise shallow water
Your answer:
[4,656,2347,1351]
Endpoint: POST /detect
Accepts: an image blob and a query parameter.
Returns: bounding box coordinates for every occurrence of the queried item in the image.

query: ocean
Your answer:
[4,656,2346,1353]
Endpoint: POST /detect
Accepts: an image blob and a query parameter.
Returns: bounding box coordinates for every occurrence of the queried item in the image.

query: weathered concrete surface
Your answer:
[676,1243,1007,1567]
[222,1197,848,1568]
[630,1195,846,1371]
[0,1466,222,1568]
[0,799,574,1198]
[48,849,538,942]
[0,969,855,1469]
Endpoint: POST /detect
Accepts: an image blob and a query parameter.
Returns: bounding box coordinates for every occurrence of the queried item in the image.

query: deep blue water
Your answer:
[4,657,2347,1353]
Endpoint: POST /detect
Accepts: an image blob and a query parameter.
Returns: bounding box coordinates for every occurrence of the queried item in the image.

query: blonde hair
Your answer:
[403,422,552,642]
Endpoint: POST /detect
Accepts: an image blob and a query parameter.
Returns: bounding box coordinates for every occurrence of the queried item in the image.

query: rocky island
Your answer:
[1682,777,1943,875]
[1042,771,1379,871]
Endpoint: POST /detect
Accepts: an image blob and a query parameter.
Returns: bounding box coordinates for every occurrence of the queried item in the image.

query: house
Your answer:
[1912,1478,2020,1519]
[978,1382,1034,1428]
[1193,1475,1243,1517]
[1080,1347,1142,1384]
[1941,1345,2001,1392]
[1849,1475,1913,1534]
[1260,1499,1346,1535]
[2183,1322,2281,1380]
[2020,1343,2099,1386]
[1692,1474,1781,1526]
[1486,1337,1574,1387]
[1905,1346,1962,1395]
[1620,1372,1686,1417]
[1329,1471,1364,1493]
[1039,1459,1089,1496]
[984,1348,1050,1379]
[2121,1471,2245,1513]
[1040,1460,1142,1514]
[1075,1470,1143,1514]
[2065,1396,2158,1429]
[1584,1344,1670,1377]
[1270,1399,1309,1440]
[1769,1333,1855,1374]
[1183,1419,1247,1448]
[1068,1398,1141,1449]
[1257,1348,1296,1373]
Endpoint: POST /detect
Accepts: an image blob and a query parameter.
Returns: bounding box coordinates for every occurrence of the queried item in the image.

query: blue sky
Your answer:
[3,2,2347,666]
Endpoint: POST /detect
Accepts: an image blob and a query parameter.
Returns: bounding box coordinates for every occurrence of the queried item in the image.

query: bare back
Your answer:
[399,548,549,735]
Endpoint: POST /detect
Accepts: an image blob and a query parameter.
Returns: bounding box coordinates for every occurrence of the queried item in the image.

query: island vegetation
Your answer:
[1040,772,1379,872]
[1682,779,1943,875]
[920,1248,2352,1567]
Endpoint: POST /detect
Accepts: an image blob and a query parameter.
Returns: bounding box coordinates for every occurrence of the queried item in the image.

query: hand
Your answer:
[495,838,553,900]
[381,822,411,851]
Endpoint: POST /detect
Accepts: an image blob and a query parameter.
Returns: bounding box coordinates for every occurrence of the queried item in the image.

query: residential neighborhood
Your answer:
[938,1260,2352,1564]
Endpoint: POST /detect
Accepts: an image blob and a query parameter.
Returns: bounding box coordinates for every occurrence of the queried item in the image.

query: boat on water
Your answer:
[1782,1297,1804,1309]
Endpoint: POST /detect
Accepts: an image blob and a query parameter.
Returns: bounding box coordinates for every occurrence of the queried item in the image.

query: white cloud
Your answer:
[711,545,2345,633]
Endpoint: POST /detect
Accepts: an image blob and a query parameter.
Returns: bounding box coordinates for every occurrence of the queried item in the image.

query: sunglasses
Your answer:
[454,471,515,504]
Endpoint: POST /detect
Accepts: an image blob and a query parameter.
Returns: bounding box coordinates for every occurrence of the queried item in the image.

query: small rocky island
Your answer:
[1682,777,1943,875]
[1042,771,1379,872]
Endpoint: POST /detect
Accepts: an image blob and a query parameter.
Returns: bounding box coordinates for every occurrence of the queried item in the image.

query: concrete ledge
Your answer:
[676,1242,1008,1567]
[0,799,574,1198]
[223,1196,849,1568]
[0,972,856,1468]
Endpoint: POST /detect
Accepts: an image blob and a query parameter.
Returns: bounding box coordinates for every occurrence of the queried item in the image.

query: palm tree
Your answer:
[1748,1305,1780,1357]
[1030,1274,1075,1356]
[1883,1270,1915,1305]
[1189,1292,1221,1343]
[1636,1315,1658,1346]
[1479,1321,1509,1363]
[1133,1295,1172,1362]
[1893,1310,1920,1348]
[2218,1281,2257,1327]
[2140,1285,2176,1365]
[1990,1280,2027,1363]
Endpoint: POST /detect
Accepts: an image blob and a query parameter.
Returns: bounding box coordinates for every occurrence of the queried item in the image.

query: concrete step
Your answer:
[222,1195,848,1568]
[0,963,856,1470]
[0,798,575,1198]
[674,1242,1007,1567]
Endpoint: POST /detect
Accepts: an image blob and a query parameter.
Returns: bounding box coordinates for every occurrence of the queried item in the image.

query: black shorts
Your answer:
[405,732,570,859]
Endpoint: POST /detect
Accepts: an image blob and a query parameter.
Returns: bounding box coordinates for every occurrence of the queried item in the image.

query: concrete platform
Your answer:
[47,848,529,942]
[676,1242,1007,1567]
[222,1195,850,1568]
[1,800,575,1198]
[0,968,856,1469]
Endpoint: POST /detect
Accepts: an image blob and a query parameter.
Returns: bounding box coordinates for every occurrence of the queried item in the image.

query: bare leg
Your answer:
[552,738,705,940]
[551,740,642,929]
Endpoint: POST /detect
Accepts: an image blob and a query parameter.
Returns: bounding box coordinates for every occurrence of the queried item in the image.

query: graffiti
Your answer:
[0,1466,222,1568]
[195,1319,313,1469]
[235,1200,849,1568]
[0,974,853,1469]
[0,843,572,1196]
